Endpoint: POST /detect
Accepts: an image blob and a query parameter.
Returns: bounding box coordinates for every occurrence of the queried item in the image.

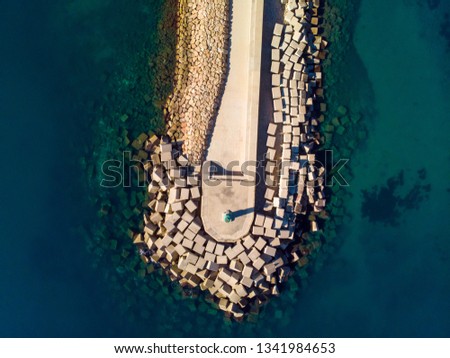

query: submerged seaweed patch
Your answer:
[440,12,450,51]
[361,169,431,226]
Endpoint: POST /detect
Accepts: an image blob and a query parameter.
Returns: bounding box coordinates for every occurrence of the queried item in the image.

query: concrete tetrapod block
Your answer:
[272,86,282,99]
[273,98,283,111]
[274,111,284,123]
[272,74,281,87]
[272,49,281,61]
[271,61,280,74]
[273,23,284,36]
[243,235,256,249]
[267,123,278,136]
[271,35,281,48]
[266,135,276,148]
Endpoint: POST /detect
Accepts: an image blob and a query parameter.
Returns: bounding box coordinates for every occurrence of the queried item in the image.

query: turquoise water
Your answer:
[0,0,449,337]
[334,0,450,336]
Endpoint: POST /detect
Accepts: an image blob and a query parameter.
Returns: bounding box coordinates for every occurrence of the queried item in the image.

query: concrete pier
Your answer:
[137,0,328,319]
[201,0,265,243]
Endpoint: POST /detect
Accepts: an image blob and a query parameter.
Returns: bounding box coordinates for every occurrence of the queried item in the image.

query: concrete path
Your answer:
[201,0,264,242]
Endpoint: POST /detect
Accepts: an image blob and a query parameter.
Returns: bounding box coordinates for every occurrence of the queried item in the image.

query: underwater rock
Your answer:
[337,105,348,116]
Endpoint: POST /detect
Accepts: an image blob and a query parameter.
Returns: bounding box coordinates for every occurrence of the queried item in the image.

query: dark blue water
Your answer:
[0,0,449,337]
[0,0,123,337]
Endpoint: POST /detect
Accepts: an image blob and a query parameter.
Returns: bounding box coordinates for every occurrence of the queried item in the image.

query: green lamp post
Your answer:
[222,210,234,223]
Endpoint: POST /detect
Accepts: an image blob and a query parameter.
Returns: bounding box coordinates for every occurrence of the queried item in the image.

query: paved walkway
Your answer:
[201,0,264,242]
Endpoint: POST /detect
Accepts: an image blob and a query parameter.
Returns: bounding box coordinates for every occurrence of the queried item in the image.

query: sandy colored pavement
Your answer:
[201,0,264,242]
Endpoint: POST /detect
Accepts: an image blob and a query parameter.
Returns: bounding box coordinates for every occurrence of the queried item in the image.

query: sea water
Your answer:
[0,0,168,337]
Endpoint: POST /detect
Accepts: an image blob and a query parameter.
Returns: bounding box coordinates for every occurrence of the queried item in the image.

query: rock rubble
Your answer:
[165,0,230,163]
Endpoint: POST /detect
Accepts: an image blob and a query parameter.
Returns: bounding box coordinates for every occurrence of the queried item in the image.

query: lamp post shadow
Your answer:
[231,207,254,219]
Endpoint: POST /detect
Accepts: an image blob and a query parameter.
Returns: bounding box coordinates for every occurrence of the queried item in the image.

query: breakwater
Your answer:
[133,0,329,319]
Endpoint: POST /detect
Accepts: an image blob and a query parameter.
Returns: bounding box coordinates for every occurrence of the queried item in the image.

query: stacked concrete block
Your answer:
[266,0,327,228]
[137,135,308,319]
